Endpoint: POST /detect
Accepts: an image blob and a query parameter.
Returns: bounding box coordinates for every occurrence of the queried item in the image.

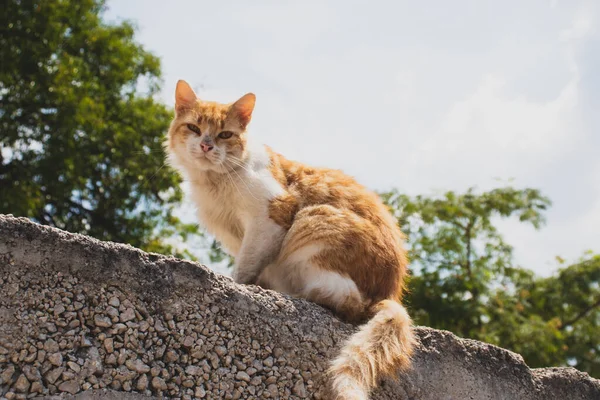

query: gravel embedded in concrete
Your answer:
[0,215,599,400]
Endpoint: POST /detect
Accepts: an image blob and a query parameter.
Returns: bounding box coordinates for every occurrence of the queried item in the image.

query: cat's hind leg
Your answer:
[261,205,384,322]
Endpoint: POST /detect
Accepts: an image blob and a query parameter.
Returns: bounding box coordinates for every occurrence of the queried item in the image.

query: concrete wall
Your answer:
[0,215,598,399]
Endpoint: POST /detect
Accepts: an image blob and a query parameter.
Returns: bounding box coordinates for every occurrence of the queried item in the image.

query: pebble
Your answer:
[194,386,206,398]
[264,356,274,367]
[235,371,250,382]
[43,339,59,353]
[250,376,262,386]
[62,370,76,381]
[104,338,114,353]
[265,376,278,385]
[67,361,81,373]
[106,353,117,365]
[164,349,179,362]
[155,345,166,359]
[13,374,30,393]
[1,365,15,385]
[183,336,194,348]
[120,308,136,322]
[68,319,80,328]
[267,384,279,397]
[30,381,43,393]
[106,306,119,318]
[44,367,64,384]
[48,352,63,366]
[94,315,112,328]
[58,380,80,394]
[136,374,149,391]
[191,350,205,359]
[125,358,150,373]
[108,297,121,307]
[214,345,227,356]
[54,304,65,316]
[185,365,202,376]
[293,379,307,397]
[151,376,167,391]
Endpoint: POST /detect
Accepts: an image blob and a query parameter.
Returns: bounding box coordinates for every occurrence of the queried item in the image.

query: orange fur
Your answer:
[165,81,415,399]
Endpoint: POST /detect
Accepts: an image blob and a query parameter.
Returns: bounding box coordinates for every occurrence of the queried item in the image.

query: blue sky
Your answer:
[105,0,599,276]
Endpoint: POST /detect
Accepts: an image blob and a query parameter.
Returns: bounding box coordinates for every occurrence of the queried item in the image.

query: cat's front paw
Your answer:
[232,269,256,285]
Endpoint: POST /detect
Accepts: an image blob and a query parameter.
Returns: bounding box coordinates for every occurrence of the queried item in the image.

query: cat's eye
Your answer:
[218,131,234,139]
[186,124,201,135]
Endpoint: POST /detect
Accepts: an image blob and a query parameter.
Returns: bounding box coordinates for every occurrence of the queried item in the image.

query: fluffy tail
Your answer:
[329,300,416,400]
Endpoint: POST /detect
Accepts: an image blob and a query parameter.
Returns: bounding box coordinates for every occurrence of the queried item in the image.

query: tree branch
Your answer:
[464,219,475,283]
[560,297,600,330]
[463,218,482,330]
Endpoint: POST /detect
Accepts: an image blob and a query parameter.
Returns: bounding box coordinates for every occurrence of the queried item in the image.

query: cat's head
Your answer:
[165,80,255,174]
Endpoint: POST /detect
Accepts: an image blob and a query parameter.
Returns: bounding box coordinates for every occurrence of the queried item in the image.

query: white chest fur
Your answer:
[185,146,285,256]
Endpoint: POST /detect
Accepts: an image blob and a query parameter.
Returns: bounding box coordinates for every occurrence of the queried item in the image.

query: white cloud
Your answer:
[420,71,580,185]
[560,4,595,42]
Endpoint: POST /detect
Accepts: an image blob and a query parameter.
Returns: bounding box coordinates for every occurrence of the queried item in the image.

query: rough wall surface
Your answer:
[0,214,598,400]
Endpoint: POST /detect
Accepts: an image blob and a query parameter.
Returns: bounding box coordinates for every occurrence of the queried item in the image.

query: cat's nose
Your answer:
[200,143,214,153]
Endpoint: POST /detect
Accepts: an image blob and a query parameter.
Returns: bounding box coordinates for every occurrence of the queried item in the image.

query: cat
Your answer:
[165,80,416,400]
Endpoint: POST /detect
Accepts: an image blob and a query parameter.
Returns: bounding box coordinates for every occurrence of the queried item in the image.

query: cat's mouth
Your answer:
[196,153,213,163]
[193,151,223,169]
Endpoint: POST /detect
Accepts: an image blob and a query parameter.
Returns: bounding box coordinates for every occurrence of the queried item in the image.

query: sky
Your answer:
[105,0,599,276]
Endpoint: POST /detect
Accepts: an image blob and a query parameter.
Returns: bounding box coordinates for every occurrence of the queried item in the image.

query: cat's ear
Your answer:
[175,80,197,111]
[229,93,256,129]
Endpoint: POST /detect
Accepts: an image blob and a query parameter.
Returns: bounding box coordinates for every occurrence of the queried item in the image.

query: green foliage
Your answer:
[0,0,199,256]
[208,239,235,267]
[382,187,551,332]
[382,187,599,376]
[487,255,600,376]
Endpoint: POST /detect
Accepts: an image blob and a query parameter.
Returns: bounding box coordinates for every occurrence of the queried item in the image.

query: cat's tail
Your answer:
[328,299,416,400]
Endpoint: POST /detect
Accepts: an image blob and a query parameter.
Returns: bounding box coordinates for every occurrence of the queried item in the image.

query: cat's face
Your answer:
[166,80,255,174]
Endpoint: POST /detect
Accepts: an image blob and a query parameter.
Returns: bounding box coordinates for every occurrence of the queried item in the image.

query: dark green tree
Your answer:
[486,254,600,376]
[382,187,551,334]
[0,0,198,255]
[382,187,599,376]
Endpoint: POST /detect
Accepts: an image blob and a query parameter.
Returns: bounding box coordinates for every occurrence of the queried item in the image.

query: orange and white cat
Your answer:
[165,80,415,400]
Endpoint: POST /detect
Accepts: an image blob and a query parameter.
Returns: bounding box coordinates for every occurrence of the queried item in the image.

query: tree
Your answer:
[382,187,551,334]
[0,0,198,256]
[486,254,600,376]
[382,187,599,376]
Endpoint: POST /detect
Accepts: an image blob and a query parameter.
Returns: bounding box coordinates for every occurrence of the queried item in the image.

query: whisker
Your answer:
[148,162,167,182]
[225,156,253,173]
[221,161,245,200]
[226,159,255,177]
[130,149,164,155]
[228,155,253,168]
[138,161,168,190]
[230,166,260,201]
[226,159,260,188]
